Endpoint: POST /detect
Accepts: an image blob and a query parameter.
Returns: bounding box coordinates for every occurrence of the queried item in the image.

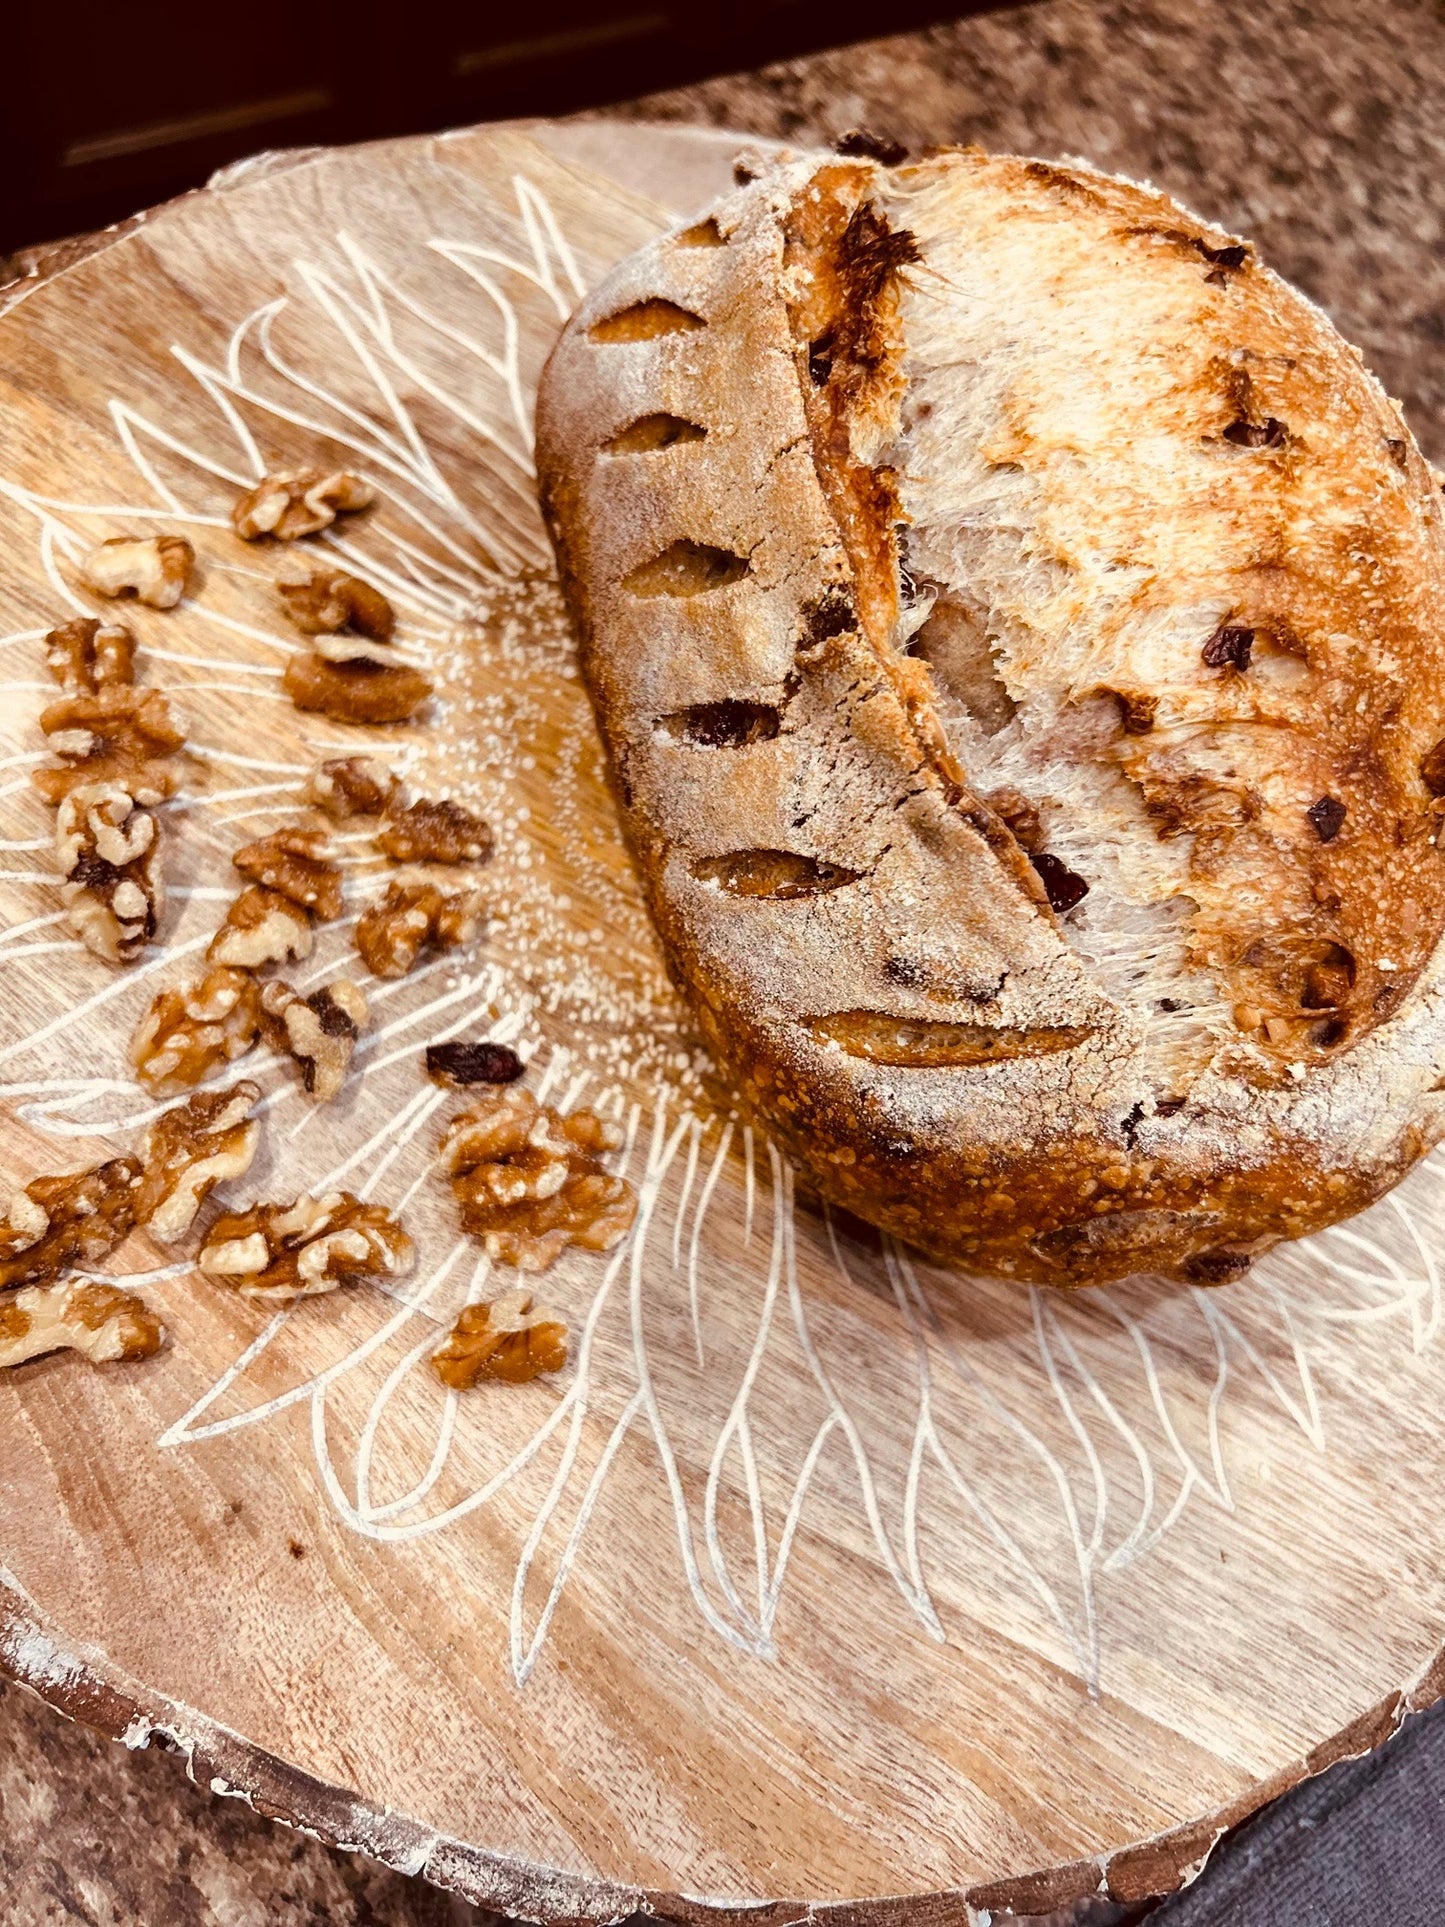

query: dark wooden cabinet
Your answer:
[2,0,983,254]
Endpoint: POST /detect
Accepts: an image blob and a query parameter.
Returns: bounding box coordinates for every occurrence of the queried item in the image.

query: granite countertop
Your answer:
[4,0,1443,1921]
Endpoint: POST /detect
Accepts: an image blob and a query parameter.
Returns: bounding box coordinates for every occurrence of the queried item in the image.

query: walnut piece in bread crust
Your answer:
[537,147,1445,1287]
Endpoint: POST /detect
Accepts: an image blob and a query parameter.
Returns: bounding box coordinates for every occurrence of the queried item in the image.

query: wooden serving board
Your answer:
[3,118,1445,1924]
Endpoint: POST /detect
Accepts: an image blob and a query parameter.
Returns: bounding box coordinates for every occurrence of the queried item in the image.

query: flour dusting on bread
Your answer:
[537,144,1445,1286]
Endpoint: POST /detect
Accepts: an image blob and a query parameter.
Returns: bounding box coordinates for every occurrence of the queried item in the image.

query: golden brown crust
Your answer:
[537,148,1445,1287]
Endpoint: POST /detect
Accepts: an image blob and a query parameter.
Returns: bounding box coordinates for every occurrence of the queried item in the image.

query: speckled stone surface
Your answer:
[614,0,1445,464]
[3,1,1443,1921]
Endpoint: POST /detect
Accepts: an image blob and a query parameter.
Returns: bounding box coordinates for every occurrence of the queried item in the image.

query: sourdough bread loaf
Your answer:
[536,146,1445,1286]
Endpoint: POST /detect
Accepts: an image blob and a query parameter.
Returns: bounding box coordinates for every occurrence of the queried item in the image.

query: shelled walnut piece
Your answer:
[0,1157,142,1289]
[376,798,492,864]
[0,1280,164,1370]
[135,1083,261,1243]
[54,780,164,964]
[305,755,403,819]
[259,978,368,1100]
[208,884,313,969]
[81,536,193,609]
[33,684,185,804]
[277,563,394,640]
[131,966,263,1094]
[283,650,432,724]
[232,470,373,542]
[442,1087,637,1272]
[197,1191,413,1303]
[45,617,136,692]
[432,1289,568,1388]
[232,826,343,919]
[355,880,483,978]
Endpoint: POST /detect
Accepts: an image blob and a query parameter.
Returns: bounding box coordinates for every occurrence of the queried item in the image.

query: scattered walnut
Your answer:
[431,1289,568,1389]
[45,618,136,691]
[425,1040,525,1087]
[277,563,394,640]
[81,536,193,609]
[33,685,185,805]
[55,781,164,964]
[259,978,368,1101]
[198,1191,413,1302]
[283,652,433,724]
[0,1157,142,1289]
[131,966,264,1094]
[355,880,482,979]
[377,799,492,865]
[441,1087,637,1272]
[232,827,342,919]
[0,1279,164,1370]
[208,885,314,969]
[304,755,403,819]
[135,1082,261,1243]
[232,470,375,542]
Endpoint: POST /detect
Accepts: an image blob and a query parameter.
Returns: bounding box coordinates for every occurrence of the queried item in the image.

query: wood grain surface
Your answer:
[2,109,1445,1924]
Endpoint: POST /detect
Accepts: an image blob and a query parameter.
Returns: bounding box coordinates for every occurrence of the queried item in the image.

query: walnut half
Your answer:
[135,1082,261,1244]
[0,1157,143,1289]
[278,564,394,640]
[82,536,194,609]
[376,799,492,865]
[208,885,314,969]
[283,652,432,725]
[304,756,403,819]
[0,1280,165,1370]
[442,1087,637,1272]
[259,979,368,1101]
[34,685,185,806]
[355,880,483,979]
[431,1289,568,1388]
[197,1191,413,1303]
[55,780,164,964]
[232,827,342,920]
[45,618,136,692]
[232,470,374,542]
[131,966,263,1094]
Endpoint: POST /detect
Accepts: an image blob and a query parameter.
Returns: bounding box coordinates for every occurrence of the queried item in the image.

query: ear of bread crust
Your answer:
[536,149,1445,1287]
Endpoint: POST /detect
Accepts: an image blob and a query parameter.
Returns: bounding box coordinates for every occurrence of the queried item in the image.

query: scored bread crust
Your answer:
[536,147,1445,1287]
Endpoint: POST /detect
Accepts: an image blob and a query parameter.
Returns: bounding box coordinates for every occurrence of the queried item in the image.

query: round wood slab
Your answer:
[2,118,1444,1924]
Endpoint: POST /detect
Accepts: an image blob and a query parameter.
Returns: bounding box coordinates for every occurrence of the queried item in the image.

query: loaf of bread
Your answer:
[536,145,1445,1286]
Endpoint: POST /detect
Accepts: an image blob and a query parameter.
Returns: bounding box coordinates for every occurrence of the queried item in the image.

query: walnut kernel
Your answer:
[131,966,263,1093]
[45,618,136,691]
[355,880,482,979]
[82,536,193,609]
[55,781,164,964]
[282,652,432,724]
[232,827,342,919]
[135,1082,261,1243]
[304,756,403,819]
[377,799,492,865]
[442,1087,637,1271]
[431,1289,568,1388]
[0,1158,143,1289]
[208,885,315,969]
[0,1279,165,1369]
[277,564,394,640]
[260,978,368,1100]
[33,685,185,805]
[198,1191,413,1302]
[232,470,374,542]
